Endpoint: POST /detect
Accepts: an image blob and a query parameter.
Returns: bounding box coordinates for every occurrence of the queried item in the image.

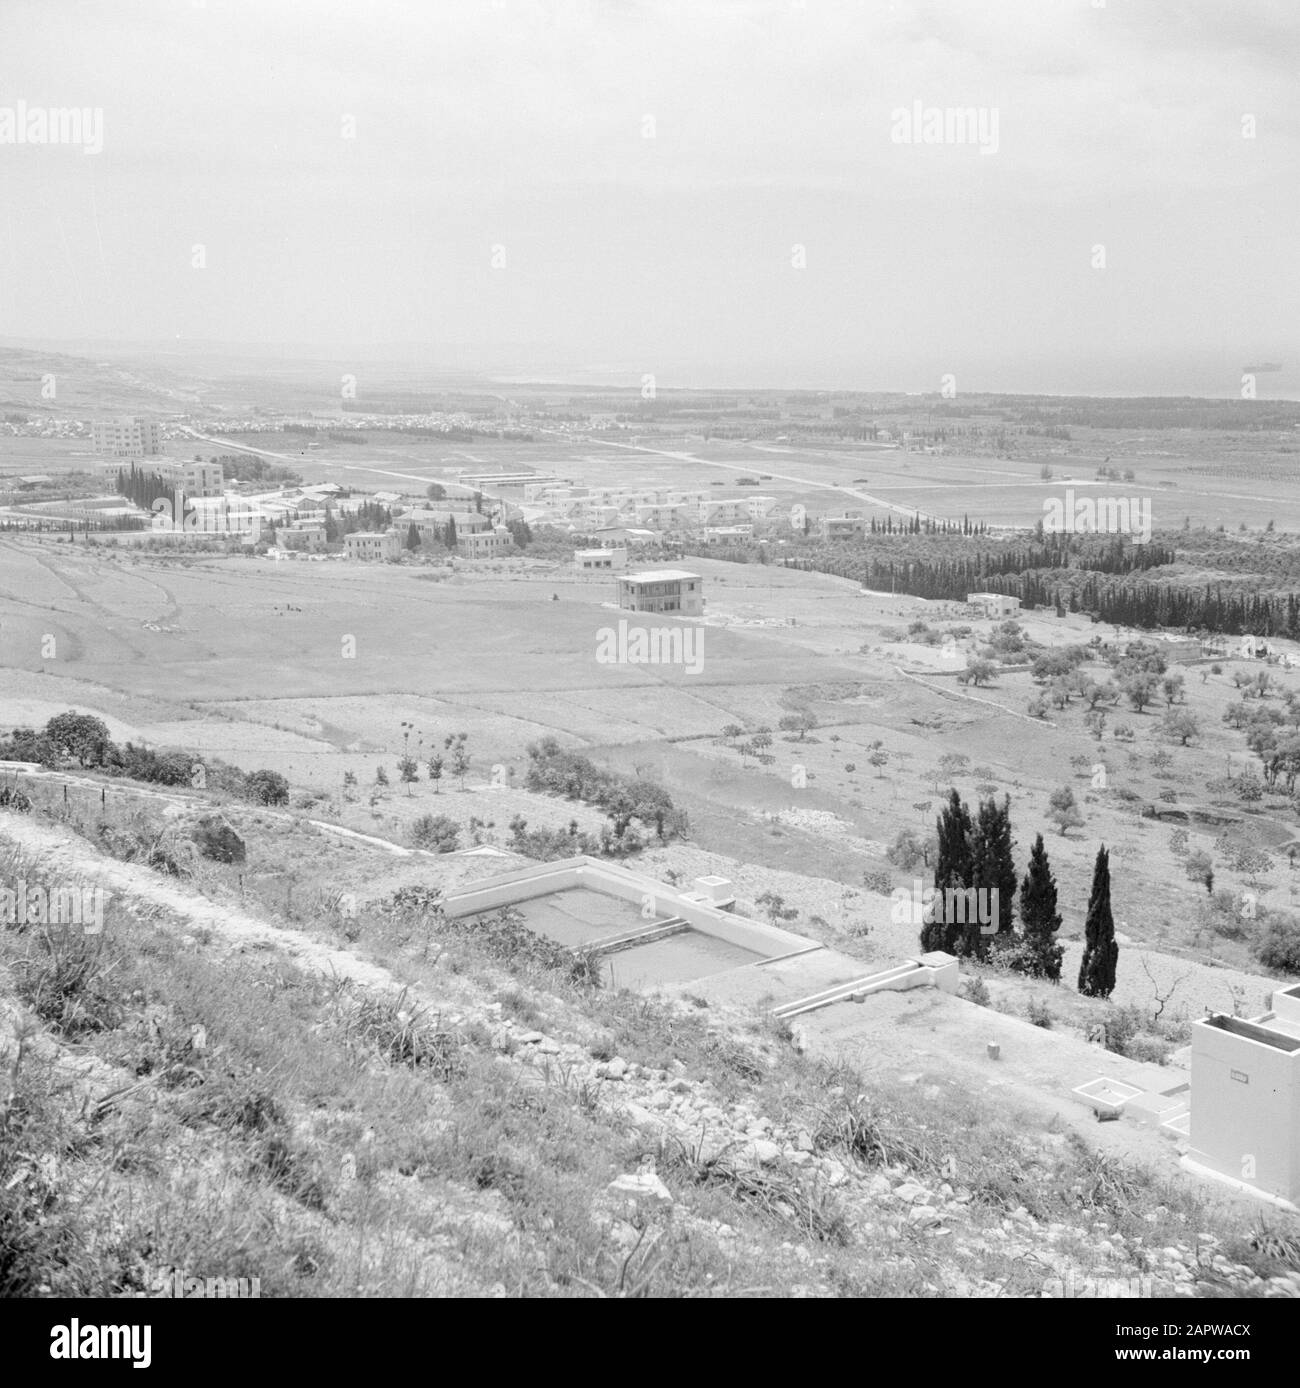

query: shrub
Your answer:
[244,770,290,806]
[410,814,460,853]
[1254,913,1300,974]
[963,977,991,1007]
[1101,1004,1145,1056]
[1026,997,1053,1029]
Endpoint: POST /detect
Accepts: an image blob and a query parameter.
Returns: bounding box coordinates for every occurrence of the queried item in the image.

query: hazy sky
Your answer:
[2,0,1297,393]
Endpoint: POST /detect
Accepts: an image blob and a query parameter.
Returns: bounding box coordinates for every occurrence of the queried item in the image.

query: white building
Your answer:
[966,592,1021,619]
[1185,985,1300,1208]
[575,546,627,572]
[92,417,163,458]
[159,460,224,498]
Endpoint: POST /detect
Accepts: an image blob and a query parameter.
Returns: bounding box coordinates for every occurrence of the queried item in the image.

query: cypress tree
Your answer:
[969,794,1016,957]
[921,788,972,953]
[1018,833,1063,981]
[1078,845,1118,997]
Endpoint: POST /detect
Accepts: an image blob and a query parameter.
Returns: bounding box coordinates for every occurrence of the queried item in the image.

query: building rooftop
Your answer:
[621,569,702,584]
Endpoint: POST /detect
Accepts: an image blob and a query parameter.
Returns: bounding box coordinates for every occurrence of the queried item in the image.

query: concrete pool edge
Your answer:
[442,854,819,960]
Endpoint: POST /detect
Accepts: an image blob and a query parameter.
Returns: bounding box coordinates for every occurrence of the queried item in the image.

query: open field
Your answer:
[4,531,1300,1012]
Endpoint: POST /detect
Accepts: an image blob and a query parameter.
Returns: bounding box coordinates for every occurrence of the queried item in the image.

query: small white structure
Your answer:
[574,546,627,573]
[821,516,866,540]
[1184,985,1300,1209]
[966,592,1020,619]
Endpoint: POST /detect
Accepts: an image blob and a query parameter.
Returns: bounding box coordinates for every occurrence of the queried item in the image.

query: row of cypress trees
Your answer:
[919,788,1118,997]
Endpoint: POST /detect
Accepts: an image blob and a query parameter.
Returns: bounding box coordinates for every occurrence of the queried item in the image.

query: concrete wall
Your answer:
[442,856,815,960]
[1188,1017,1299,1203]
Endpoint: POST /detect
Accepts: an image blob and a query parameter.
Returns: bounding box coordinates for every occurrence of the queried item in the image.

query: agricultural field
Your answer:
[2,528,1298,1022]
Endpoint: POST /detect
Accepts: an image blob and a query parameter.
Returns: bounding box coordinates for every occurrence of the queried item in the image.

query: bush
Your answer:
[410,814,460,853]
[964,977,991,1007]
[1123,1035,1172,1065]
[1254,913,1300,974]
[1101,1004,1145,1056]
[1026,997,1053,1029]
[244,770,290,806]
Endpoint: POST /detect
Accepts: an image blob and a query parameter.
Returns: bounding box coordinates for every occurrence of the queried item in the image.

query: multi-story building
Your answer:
[702,525,753,544]
[403,509,494,541]
[1185,986,1300,1207]
[277,521,327,553]
[92,417,163,458]
[460,526,515,559]
[158,460,224,498]
[344,530,402,561]
[633,502,698,532]
[616,569,704,617]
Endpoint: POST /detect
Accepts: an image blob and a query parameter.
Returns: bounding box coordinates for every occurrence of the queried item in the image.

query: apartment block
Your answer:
[92,416,163,458]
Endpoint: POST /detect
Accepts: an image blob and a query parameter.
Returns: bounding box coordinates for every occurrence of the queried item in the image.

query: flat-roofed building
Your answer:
[278,522,327,553]
[344,529,401,561]
[616,569,704,617]
[575,546,627,572]
[1185,985,1300,1208]
[966,592,1021,619]
[92,417,163,458]
[158,460,224,497]
[821,515,866,540]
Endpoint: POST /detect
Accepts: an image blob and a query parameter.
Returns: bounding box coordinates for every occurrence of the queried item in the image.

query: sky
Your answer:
[1,0,1297,394]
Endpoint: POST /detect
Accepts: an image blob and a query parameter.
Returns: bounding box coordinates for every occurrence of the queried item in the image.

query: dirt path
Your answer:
[0,810,399,993]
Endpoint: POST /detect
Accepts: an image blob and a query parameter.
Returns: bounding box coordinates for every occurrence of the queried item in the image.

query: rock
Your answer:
[894,1181,927,1204]
[601,1057,628,1080]
[867,1174,893,1198]
[188,813,246,865]
[607,1172,673,1207]
[793,1129,815,1153]
[536,1039,561,1055]
[751,1139,782,1165]
[515,1030,544,1045]
[908,1205,943,1228]
[787,1150,812,1166]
